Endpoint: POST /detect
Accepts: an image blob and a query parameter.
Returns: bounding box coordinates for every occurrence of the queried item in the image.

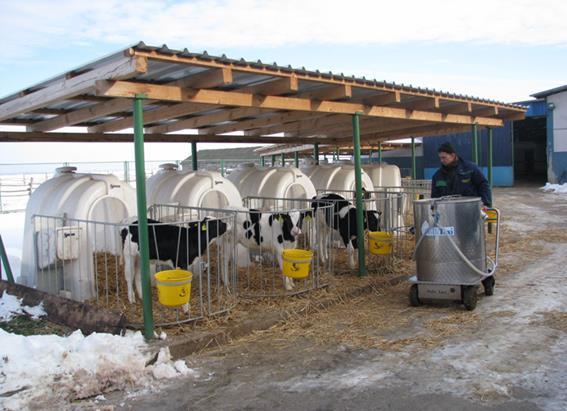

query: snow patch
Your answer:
[541,183,567,193]
[0,291,46,321]
[0,329,197,410]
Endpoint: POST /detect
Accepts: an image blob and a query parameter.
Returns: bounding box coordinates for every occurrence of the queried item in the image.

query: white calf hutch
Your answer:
[227,163,317,205]
[302,161,375,195]
[362,164,402,188]
[20,167,136,301]
[146,163,243,211]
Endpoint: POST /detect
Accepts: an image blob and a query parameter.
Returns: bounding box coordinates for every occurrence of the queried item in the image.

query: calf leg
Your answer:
[278,248,295,291]
[123,243,138,304]
[347,241,356,270]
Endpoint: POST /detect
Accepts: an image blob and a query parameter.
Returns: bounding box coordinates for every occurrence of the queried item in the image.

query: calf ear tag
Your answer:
[277,216,284,224]
[201,224,207,231]
[304,215,312,221]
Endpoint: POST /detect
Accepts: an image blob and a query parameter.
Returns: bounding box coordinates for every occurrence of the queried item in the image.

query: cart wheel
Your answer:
[462,286,478,311]
[409,284,421,307]
[482,276,495,296]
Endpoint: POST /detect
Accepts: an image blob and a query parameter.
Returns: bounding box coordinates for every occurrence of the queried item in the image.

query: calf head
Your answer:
[365,210,382,232]
[201,217,228,240]
[270,211,302,243]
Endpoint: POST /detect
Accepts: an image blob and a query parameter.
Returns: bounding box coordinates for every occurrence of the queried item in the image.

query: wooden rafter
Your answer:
[95,80,505,127]
[0,56,146,122]
[0,131,334,144]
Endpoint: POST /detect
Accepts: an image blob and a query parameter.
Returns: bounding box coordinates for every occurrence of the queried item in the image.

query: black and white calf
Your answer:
[312,193,381,269]
[235,209,309,290]
[120,217,228,303]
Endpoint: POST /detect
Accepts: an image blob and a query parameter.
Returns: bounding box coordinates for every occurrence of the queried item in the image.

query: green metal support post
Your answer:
[261,156,265,167]
[411,137,417,180]
[294,151,299,168]
[369,149,373,164]
[133,95,154,340]
[314,143,320,165]
[378,143,382,164]
[472,123,479,164]
[0,235,15,283]
[191,142,198,171]
[220,159,225,176]
[487,127,493,188]
[271,155,276,167]
[281,153,285,167]
[334,147,339,162]
[352,113,366,277]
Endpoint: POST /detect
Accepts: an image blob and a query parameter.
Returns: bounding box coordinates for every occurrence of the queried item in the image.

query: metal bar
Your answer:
[191,142,198,171]
[352,113,366,276]
[294,151,299,168]
[411,137,416,180]
[472,123,478,164]
[281,153,285,167]
[488,127,493,189]
[123,161,129,182]
[314,143,320,165]
[260,156,265,167]
[369,149,373,164]
[0,235,15,283]
[133,94,154,340]
[378,142,382,164]
[271,154,276,167]
[220,159,225,176]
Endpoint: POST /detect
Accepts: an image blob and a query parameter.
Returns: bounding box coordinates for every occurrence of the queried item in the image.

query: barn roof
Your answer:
[0,42,526,145]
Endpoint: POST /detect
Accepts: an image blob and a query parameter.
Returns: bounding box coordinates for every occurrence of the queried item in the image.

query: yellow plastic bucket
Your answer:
[282,249,313,279]
[368,231,393,255]
[485,209,498,223]
[154,269,192,307]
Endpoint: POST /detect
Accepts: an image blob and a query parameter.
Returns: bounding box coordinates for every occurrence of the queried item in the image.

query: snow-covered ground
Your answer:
[0,291,194,410]
[541,183,567,193]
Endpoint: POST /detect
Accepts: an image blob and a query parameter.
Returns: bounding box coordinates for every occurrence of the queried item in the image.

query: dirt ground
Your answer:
[95,186,567,411]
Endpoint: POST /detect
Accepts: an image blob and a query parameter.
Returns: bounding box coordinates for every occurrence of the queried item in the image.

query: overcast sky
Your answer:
[1,0,566,164]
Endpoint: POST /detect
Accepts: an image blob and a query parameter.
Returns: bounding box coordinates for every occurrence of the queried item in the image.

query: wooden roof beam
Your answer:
[363,91,401,106]
[80,68,233,133]
[95,80,504,127]
[299,84,352,101]
[146,107,266,134]
[198,111,321,135]
[403,96,440,111]
[88,102,219,133]
[247,76,298,96]
[0,130,339,144]
[176,67,233,89]
[441,101,472,114]
[0,56,146,122]
[471,106,499,117]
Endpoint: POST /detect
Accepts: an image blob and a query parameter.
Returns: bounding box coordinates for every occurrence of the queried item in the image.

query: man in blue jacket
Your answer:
[431,142,492,206]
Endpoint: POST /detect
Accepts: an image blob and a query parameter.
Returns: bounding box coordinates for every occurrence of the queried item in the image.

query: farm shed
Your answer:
[0,42,526,337]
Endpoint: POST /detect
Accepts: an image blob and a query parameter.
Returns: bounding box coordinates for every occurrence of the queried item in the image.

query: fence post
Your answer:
[133,94,154,340]
[411,137,417,180]
[352,113,366,277]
